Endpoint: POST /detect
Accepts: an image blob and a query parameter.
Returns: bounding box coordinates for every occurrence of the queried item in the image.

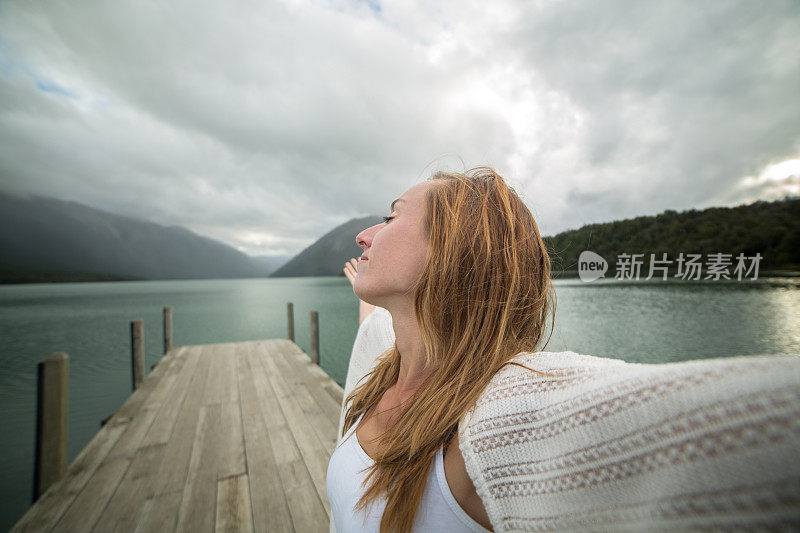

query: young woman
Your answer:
[329,167,554,532]
[327,167,800,532]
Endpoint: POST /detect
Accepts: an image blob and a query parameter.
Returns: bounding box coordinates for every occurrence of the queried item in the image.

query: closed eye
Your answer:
[382,216,394,223]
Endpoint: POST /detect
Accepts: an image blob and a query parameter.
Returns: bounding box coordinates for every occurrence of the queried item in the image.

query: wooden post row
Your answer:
[310,310,319,365]
[34,352,68,502]
[287,302,295,342]
[163,306,172,355]
[131,320,145,391]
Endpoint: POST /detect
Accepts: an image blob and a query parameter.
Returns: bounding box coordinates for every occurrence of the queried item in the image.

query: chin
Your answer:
[353,285,381,307]
[352,282,369,300]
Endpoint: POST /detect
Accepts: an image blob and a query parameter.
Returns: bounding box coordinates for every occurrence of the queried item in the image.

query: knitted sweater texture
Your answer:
[334,307,800,531]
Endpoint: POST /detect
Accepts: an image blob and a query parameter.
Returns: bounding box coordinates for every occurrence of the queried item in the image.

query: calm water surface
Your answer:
[0,275,798,530]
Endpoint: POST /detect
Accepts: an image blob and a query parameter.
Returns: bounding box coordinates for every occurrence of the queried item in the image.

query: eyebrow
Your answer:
[390,198,404,211]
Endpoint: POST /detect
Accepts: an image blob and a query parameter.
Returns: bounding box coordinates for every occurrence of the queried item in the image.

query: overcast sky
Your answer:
[1,0,798,257]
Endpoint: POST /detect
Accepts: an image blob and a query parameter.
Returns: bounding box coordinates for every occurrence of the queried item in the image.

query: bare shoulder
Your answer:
[442,430,493,531]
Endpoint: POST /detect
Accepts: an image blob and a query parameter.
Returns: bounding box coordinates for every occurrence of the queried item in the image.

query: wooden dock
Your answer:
[12,339,344,532]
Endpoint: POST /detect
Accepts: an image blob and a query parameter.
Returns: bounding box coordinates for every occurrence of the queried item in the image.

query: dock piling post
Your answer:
[310,310,319,365]
[287,302,294,341]
[131,320,145,390]
[34,352,68,502]
[163,306,172,355]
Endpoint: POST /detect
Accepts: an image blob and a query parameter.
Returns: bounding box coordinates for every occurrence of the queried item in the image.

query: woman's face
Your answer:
[353,181,432,306]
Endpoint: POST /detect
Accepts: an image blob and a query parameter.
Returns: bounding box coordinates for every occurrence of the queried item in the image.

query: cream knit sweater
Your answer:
[333,307,800,531]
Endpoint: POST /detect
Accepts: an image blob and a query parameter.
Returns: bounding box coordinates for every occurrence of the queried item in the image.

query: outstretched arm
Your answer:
[343,257,376,325]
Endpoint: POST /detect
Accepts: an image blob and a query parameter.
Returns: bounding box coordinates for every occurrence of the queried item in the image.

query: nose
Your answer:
[356,223,380,251]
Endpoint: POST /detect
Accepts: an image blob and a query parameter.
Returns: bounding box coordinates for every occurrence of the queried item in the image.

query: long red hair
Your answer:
[342,167,556,532]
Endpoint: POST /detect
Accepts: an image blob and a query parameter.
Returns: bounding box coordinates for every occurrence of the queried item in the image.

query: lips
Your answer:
[359,256,368,261]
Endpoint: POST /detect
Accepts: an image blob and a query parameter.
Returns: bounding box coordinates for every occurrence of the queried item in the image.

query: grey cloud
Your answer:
[0,0,798,255]
[510,0,799,211]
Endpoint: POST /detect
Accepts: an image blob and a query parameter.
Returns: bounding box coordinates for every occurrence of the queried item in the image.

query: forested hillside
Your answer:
[544,197,800,273]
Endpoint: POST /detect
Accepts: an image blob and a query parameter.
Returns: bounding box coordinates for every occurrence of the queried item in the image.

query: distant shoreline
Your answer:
[2,265,799,285]
[0,265,145,285]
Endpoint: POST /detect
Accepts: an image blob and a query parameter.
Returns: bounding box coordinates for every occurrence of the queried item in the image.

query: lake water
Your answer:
[1,275,799,530]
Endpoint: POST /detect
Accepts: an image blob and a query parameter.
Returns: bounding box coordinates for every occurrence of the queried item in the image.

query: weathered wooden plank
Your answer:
[11,419,130,533]
[14,340,340,533]
[113,344,187,423]
[104,348,192,463]
[174,404,223,532]
[134,490,182,533]
[203,344,225,406]
[278,460,330,532]
[216,474,254,533]
[297,349,345,405]
[253,342,332,520]
[268,422,303,466]
[286,378,337,459]
[220,343,238,405]
[12,348,187,532]
[237,344,293,533]
[152,345,212,497]
[247,343,328,529]
[247,345,288,433]
[92,444,166,533]
[216,343,245,479]
[321,379,344,405]
[305,363,345,412]
[280,340,342,421]
[140,346,200,447]
[52,453,131,530]
[264,340,335,462]
[218,401,246,480]
[270,341,339,453]
[55,348,192,531]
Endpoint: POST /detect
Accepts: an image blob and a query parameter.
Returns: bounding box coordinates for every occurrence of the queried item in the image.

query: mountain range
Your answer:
[1,191,797,284]
[0,192,282,282]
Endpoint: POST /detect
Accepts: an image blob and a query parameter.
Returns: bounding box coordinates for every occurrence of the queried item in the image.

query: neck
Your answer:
[386,302,435,399]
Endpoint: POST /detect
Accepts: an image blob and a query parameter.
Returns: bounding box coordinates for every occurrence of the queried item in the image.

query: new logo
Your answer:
[578,251,608,282]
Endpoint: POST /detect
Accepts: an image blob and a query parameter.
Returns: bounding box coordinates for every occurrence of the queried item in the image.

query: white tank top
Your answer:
[326,412,490,532]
